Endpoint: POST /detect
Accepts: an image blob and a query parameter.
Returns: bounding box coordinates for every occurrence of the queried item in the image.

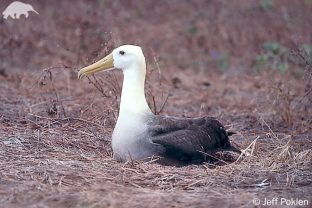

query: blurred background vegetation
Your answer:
[0,0,311,75]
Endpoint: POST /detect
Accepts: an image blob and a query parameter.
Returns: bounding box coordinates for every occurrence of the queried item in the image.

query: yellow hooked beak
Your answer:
[78,53,114,79]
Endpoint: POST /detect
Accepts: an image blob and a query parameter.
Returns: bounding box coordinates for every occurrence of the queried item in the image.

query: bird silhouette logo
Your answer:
[2,1,39,19]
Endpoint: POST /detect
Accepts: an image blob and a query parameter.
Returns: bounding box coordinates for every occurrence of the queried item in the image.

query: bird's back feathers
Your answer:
[148,115,240,164]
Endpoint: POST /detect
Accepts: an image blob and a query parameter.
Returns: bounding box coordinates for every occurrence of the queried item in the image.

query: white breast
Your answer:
[111,112,152,161]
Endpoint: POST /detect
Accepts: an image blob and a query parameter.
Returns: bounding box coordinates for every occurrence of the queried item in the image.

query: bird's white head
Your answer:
[78,45,146,79]
[78,44,152,116]
[113,45,145,71]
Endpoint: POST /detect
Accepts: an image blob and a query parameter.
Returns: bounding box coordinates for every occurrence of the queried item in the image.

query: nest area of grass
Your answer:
[0,67,311,207]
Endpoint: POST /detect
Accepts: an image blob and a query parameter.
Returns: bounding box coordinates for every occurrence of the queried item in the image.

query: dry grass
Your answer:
[1,68,311,207]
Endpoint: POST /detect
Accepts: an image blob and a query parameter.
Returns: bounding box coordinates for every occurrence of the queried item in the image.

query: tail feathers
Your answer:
[226,131,237,136]
[225,131,241,153]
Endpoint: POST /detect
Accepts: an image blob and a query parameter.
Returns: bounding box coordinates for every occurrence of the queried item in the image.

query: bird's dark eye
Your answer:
[119,51,125,55]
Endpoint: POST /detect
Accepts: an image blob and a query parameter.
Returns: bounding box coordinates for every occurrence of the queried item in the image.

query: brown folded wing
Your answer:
[148,116,240,163]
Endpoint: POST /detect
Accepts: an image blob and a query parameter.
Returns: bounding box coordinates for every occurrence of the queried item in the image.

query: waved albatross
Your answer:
[78,45,240,164]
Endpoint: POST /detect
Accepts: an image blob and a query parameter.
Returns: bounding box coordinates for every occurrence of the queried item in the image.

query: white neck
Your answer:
[119,63,153,118]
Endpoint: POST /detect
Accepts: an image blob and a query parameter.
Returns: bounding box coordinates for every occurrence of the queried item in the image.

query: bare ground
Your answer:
[0,0,312,207]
